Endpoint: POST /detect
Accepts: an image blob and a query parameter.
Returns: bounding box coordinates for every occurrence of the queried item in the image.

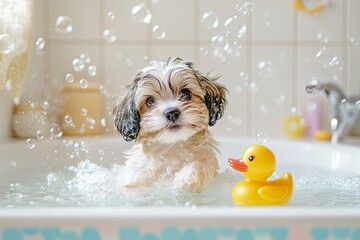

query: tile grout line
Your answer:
[147,0,153,61]
[247,1,253,138]
[342,0,348,95]
[99,1,105,89]
[293,6,299,112]
[194,0,200,65]
[42,0,50,100]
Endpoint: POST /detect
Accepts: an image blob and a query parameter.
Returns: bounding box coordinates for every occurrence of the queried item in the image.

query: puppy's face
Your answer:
[114,58,227,144]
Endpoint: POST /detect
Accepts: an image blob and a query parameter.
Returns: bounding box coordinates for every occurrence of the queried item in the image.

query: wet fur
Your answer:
[114,57,227,192]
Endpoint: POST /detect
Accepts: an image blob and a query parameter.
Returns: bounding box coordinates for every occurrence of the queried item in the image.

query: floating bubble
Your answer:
[88,65,97,76]
[73,58,86,72]
[99,85,107,95]
[103,29,117,43]
[356,101,360,111]
[256,60,273,78]
[132,3,152,24]
[0,34,15,55]
[315,47,340,68]
[79,52,91,64]
[25,139,35,150]
[249,82,258,93]
[36,130,45,140]
[79,79,88,89]
[5,79,12,91]
[275,94,286,105]
[81,108,88,117]
[50,126,63,138]
[55,15,73,33]
[236,2,254,16]
[64,115,73,124]
[211,35,229,50]
[200,11,219,29]
[305,79,323,95]
[256,132,269,144]
[35,37,46,54]
[107,11,115,20]
[65,73,74,83]
[101,118,106,127]
[200,46,210,55]
[152,25,166,39]
[224,15,247,40]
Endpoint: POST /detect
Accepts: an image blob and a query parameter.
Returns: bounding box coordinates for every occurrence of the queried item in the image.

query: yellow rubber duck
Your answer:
[228,144,293,205]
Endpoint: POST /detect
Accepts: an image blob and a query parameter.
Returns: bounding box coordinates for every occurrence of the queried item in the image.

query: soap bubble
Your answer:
[200,11,219,29]
[256,132,269,144]
[236,2,254,16]
[211,35,229,50]
[305,79,323,95]
[79,79,88,88]
[64,115,73,124]
[79,52,91,64]
[25,139,35,150]
[81,108,88,117]
[88,65,97,76]
[50,126,63,138]
[256,60,273,78]
[355,100,360,111]
[315,47,340,68]
[65,73,74,83]
[5,79,12,91]
[0,34,15,55]
[73,58,85,72]
[99,85,107,95]
[36,130,45,140]
[275,94,286,105]
[152,25,166,39]
[103,29,117,43]
[132,3,152,24]
[55,15,73,33]
[200,46,209,55]
[224,15,247,40]
[107,11,115,20]
[35,37,46,54]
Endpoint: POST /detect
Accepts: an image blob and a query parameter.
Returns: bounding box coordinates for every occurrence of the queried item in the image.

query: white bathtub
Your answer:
[0,136,359,240]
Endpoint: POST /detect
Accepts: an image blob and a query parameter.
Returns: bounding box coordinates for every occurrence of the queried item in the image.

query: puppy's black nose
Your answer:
[165,107,180,122]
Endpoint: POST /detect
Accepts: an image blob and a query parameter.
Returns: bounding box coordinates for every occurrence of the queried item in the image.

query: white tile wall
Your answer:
[22,0,360,139]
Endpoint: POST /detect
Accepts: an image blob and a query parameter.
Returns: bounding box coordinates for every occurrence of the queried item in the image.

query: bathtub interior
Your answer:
[1,136,360,208]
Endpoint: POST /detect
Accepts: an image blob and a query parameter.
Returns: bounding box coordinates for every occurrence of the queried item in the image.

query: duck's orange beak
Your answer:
[228,157,248,172]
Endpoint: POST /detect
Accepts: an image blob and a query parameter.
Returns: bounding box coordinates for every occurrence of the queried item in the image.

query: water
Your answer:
[0,160,359,208]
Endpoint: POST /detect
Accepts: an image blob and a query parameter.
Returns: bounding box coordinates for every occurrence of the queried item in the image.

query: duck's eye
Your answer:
[248,155,255,161]
[180,88,192,101]
[146,97,156,107]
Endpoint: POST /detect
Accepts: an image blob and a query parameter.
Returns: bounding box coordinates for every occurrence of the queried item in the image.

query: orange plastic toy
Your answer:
[228,144,293,205]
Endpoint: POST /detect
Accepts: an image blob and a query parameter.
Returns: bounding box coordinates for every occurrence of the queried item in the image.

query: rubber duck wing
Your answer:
[258,186,289,202]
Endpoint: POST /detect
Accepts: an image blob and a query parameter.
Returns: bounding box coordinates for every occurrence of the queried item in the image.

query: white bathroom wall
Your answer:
[25,0,360,139]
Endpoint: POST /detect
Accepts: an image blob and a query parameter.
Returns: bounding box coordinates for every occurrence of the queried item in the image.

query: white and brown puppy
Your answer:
[114,57,227,192]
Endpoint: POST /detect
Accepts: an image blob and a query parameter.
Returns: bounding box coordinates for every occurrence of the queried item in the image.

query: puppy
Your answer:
[114,57,227,193]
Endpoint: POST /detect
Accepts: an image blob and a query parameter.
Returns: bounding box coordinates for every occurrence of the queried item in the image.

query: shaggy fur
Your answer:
[114,57,227,192]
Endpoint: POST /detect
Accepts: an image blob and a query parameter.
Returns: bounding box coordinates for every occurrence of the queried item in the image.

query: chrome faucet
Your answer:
[305,79,360,143]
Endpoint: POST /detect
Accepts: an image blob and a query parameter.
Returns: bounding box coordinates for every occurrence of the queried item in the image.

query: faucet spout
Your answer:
[305,79,360,143]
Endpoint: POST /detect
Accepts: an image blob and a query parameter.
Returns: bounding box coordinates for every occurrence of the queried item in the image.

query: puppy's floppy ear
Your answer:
[113,78,141,142]
[197,73,227,126]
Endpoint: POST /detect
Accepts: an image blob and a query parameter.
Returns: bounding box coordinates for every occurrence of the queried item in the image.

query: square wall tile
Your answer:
[104,44,148,95]
[48,0,100,40]
[298,0,343,42]
[48,44,101,90]
[348,46,360,97]
[151,0,195,41]
[199,0,249,41]
[252,46,293,138]
[348,0,360,41]
[151,45,195,63]
[104,0,147,41]
[199,44,248,138]
[252,0,294,41]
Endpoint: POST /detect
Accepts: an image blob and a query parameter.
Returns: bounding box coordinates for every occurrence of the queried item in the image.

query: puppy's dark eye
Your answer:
[248,155,255,161]
[180,89,192,101]
[146,97,156,107]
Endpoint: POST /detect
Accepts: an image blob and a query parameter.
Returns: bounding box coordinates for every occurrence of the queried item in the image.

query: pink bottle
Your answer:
[305,95,321,136]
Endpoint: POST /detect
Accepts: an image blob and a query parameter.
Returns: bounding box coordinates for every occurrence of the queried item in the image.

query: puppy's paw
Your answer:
[174,162,214,193]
